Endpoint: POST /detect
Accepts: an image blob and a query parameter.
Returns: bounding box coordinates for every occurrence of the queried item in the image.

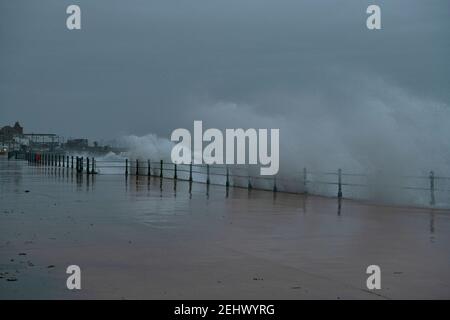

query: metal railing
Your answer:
[22,152,450,208]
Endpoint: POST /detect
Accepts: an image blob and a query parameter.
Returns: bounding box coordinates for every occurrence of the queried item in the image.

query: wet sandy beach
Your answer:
[1,156,449,299]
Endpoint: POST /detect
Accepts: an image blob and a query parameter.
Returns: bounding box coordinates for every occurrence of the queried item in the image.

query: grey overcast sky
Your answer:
[0,0,449,142]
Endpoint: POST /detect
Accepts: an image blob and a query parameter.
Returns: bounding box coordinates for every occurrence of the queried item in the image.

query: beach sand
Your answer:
[1,156,449,299]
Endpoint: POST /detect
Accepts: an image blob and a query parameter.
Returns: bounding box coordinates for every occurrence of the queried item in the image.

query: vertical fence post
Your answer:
[430,171,435,206]
[338,168,343,198]
[303,167,308,194]
[136,159,139,176]
[189,162,193,182]
[174,164,177,180]
[66,156,69,168]
[226,166,230,188]
[160,160,163,178]
[71,156,74,169]
[86,157,90,174]
[206,164,210,185]
[147,159,151,177]
[80,157,84,173]
[125,159,128,176]
[63,155,65,168]
[92,158,95,174]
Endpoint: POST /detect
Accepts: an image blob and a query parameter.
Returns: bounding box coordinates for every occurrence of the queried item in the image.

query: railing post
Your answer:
[160,160,163,178]
[174,164,177,180]
[338,168,342,198]
[125,159,128,176]
[303,167,308,194]
[226,166,230,187]
[206,164,210,185]
[92,158,95,174]
[66,156,69,168]
[189,162,193,182]
[80,157,84,173]
[430,171,435,206]
[71,156,74,169]
[147,159,151,177]
[136,159,139,176]
[87,157,90,174]
[63,155,65,168]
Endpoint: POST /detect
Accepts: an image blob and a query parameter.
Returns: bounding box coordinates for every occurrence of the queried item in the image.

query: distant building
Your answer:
[0,121,24,140]
[65,138,89,150]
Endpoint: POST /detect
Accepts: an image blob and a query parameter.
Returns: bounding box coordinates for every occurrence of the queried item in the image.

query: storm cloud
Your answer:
[1,0,450,179]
